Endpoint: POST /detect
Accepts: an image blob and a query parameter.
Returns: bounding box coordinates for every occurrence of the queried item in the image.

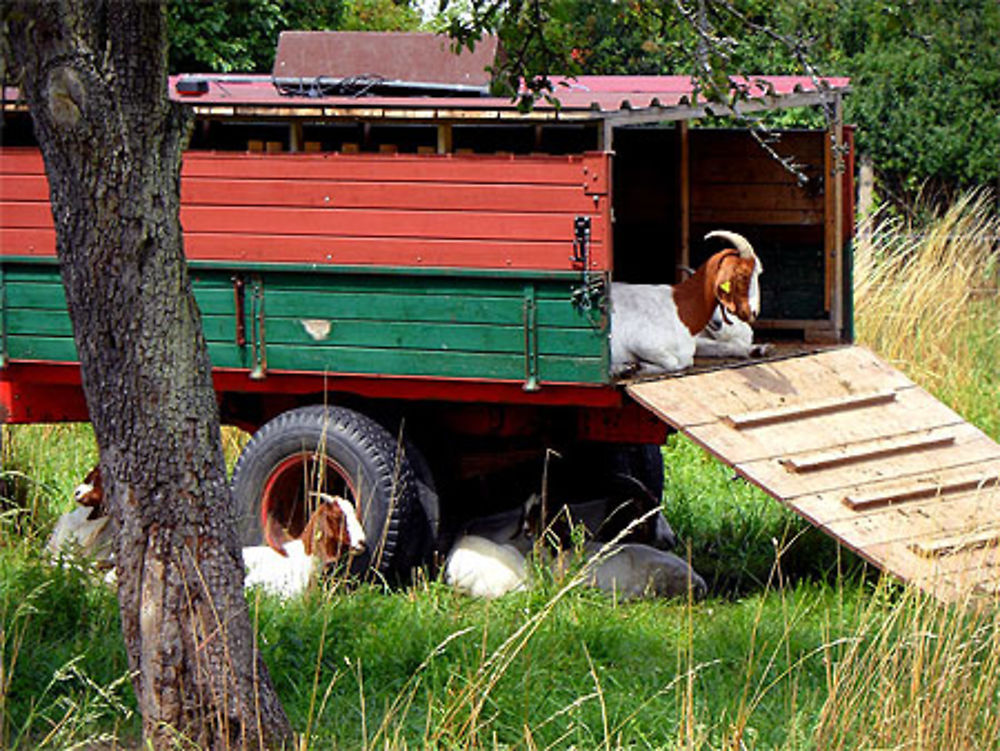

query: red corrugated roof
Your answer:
[167,74,848,118]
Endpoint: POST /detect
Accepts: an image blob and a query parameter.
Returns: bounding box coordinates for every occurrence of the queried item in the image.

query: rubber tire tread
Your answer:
[230,405,420,580]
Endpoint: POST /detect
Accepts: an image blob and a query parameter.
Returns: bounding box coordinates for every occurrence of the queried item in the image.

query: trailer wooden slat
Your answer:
[683,387,960,465]
[725,389,897,429]
[181,178,599,213]
[627,346,1000,603]
[0,228,606,271]
[780,432,957,473]
[790,458,1000,532]
[909,527,1000,559]
[743,424,997,499]
[843,472,1000,511]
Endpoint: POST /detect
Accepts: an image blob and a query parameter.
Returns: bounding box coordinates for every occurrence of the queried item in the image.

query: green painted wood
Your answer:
[6,335,76,362]
[5,281,67,309]
[256,317,602,356]
[1,259,610,386]
[262,343,606,383]
[6,309,72,336]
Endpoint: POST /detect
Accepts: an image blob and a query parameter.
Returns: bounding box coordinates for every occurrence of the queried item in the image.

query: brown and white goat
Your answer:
[610,230,763,376]
[73,465,104,513]
[242,493,366,598]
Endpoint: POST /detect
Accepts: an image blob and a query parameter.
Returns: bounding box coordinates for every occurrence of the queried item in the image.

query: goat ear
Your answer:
[715,263,736,305]
[301,515,316,556]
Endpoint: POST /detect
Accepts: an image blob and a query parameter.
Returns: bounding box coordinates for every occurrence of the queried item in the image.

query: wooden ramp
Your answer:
[626,346,1000,603]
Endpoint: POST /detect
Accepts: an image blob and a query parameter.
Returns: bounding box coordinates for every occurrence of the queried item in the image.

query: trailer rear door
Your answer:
[627,347,1000,603]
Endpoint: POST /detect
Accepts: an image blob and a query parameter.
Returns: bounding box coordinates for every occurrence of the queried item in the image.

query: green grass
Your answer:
[1,192,998,749]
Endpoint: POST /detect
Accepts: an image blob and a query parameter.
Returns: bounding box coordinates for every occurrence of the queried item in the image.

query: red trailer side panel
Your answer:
[0,149,611,272]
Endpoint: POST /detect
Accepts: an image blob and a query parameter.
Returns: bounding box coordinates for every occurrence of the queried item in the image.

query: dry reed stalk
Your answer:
[854,190,999,398]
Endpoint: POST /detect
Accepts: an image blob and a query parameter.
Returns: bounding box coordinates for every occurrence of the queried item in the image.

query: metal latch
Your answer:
[249,276,267,380]
[571,215,591,267]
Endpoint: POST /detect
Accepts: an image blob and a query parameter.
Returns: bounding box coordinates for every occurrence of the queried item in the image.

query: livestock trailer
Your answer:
[5,33,998,601]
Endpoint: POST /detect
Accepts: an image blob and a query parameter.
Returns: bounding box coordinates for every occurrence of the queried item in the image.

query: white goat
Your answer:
[694,307,772,359]
[242,494,366,599]
[574,541,707,600]
[443,534,529,599]
[610,230,763,376]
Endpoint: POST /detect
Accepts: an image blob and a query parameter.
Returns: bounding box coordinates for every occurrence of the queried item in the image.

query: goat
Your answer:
[73,465,104,512]
[441,500,535,598]
[610,230,763,376]
[46,506,113,564]
[47,464,113,566]
[242,493,366,598]
[529,474,677,552]
[443,534,529,598]
[569,541,707,600]
[694,307,772,360]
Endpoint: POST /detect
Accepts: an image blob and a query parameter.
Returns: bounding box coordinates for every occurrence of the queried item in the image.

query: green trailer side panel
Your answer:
[0,259,610,386]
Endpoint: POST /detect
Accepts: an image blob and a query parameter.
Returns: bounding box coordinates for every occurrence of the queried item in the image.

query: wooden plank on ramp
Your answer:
[626,346,1000,604]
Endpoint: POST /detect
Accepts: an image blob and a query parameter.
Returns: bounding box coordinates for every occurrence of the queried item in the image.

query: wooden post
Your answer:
[832,94,845,338]
[437,123,453,154]
[289,121,304,152]
[679,121,691,276]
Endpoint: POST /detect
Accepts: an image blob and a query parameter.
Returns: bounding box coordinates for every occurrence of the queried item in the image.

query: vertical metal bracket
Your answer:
[571,215,591,267]
[0,262,7,369]
[249,276,267,380]
[522,283,540,392]
[232,275,247,347]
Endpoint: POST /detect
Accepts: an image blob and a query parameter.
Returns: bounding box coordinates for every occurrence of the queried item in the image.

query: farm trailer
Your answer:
[3,32,998,601]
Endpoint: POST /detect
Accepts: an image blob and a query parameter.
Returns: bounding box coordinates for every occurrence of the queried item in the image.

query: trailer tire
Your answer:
[230,405,425,581]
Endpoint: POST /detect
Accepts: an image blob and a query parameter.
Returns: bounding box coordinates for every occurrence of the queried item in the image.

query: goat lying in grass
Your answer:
[611,230,763,376]
[443,534,530,598]
[242,493,366,598]
[443,494,702,601]
[47,465,113,566]
[52,467,367,598]
[567,541,707,601]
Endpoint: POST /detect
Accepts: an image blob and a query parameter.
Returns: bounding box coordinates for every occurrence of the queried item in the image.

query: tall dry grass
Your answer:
[854,190,1000,436]
[816,191,1000,748]
[815,583,1000,749]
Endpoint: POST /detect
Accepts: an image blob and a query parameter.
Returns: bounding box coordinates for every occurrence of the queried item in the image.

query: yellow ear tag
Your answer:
[719,280,732,294]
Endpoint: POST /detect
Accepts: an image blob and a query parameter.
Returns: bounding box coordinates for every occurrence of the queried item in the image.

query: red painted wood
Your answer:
[0,228,55,254]
[0,175,50,201]
[0,227,611,269]
[186,233,606,268]
[181,178,596,213]
[0,149,45,174]
[1,202,53,227]
[0,148,612,271]
[177,206,603,242]
[0,361,625,427]
[179,151,607,190]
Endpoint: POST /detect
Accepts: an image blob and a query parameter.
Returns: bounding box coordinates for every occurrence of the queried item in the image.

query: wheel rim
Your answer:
[260,451,359,541]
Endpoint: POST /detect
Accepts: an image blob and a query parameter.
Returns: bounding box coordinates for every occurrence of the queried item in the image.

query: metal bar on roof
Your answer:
[272,76,491,99]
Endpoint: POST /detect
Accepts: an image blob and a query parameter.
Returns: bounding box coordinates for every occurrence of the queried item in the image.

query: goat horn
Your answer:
[705,230,755,260]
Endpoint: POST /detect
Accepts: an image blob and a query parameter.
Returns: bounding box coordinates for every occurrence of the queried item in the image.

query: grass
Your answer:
[854,189,1000,438]
[1,192,998,748]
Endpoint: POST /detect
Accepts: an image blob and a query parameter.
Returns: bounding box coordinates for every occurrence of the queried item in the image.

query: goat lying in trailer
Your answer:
[610,230,763,376]
[695,307,771,360]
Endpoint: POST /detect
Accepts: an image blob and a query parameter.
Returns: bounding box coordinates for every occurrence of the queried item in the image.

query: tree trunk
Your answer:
[3,3,292,747]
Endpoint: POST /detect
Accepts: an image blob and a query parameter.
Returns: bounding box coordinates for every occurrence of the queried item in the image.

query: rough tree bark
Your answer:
[2,3,292,748]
